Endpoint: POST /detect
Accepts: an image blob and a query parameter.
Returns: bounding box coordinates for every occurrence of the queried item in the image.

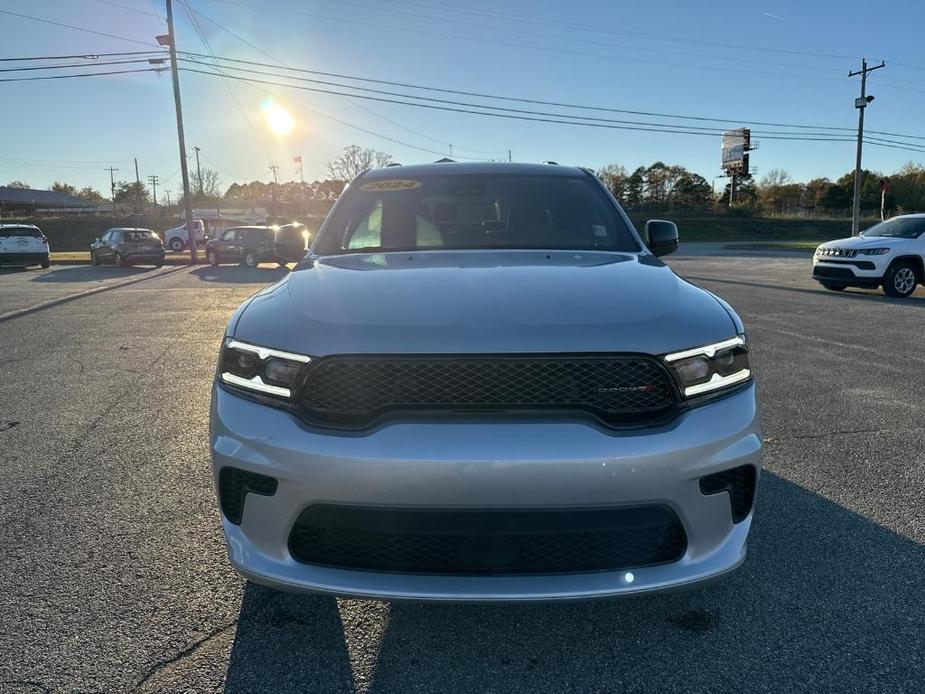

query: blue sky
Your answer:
[2,0,924,197]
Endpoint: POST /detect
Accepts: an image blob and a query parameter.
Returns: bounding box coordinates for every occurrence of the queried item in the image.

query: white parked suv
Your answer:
[0,224,50,268]
[813,214,925,297]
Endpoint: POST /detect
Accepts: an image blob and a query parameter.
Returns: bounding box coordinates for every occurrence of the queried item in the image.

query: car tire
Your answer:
[208,250,219,266]
[155,261,164,268]
[244,251,258,268]
[169,238,185,252]
[40,259,50,269]
[883,261,918,298]
[114,252,124,268]
[820,282,846,291]
[277,258,288,268]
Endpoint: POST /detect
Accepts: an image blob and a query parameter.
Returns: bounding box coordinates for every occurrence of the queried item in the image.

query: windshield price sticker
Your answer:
[359,179,423,192]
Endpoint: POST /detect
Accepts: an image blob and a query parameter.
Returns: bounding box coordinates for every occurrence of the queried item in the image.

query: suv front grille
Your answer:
[297,354,678,427]
[288,505,687,575]
[817,247,858,258]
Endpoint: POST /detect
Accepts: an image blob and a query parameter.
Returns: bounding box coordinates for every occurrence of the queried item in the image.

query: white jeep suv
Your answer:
[813,214,925,298]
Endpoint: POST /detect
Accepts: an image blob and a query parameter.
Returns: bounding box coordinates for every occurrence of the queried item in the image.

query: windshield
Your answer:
[861,218,925,239]
[123,230,159,242]
[314,174,639,254]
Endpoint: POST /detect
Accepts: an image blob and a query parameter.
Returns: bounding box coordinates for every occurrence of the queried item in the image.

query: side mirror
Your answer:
[645,219,679,257]
[91,238,100,244]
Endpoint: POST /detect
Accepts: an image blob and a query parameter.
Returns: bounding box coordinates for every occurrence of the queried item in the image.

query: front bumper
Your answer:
[0,251,48,266]
[812,256,887,286]
[210,383,762,601]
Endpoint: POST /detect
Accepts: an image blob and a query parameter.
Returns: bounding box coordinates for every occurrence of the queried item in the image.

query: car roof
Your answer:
[890,213,925,220]
[361,161,588,179]
[0,223,41,229]
[227,225,273,231]
[107,227,155,232]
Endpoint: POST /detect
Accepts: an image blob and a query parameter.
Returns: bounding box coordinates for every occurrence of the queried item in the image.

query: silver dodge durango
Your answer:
[210,162,762,601]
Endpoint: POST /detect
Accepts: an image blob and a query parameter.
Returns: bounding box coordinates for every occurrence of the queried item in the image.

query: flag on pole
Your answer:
[293,155,302,164]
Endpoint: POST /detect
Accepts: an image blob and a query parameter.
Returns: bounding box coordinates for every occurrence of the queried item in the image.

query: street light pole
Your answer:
[849,58,885,236]
[163,0,198,263]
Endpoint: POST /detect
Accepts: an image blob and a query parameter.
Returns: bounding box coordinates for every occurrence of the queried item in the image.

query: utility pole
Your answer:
[162,0,198,263]
[147,175,159,206]
[849,58,885,235]
[134,158,143,213]
[269,164,280,217]
[105,166,119,213]
[508,149,512,162]
[193,145,203,198]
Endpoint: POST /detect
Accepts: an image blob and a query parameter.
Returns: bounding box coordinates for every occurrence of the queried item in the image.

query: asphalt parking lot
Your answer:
[1,248,922,693]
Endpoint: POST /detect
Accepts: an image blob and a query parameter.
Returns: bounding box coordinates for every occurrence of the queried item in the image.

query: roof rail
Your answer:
[543,160,559,165]
[386,162,403,167]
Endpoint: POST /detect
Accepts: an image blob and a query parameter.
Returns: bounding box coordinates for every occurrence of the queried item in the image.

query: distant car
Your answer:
[813,214,925,297]
[0,224,50,268]
[206,226,285,268]
[273,223,309,263]
[90,228,165,268]
[164,219,206,252]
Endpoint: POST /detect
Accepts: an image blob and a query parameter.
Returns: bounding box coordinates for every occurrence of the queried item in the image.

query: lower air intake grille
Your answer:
[700,464,758,523]
[288,505,687,575]
[298,354,678,427]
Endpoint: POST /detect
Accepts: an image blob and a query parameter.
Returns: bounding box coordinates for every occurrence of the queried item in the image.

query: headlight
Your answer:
[664,336,751,398]
[219,339,311,398]
[858,247,890,255]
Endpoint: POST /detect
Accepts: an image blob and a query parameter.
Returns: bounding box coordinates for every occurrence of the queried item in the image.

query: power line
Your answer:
[179,65,860,143]
[0,50,164,62]
[0,8,158,47]
[177,58,859,139]
[0,67,165,84]
[0,58,164,73]
[178,51,925,143]
[177,0,266,161]
[96,0,166,19]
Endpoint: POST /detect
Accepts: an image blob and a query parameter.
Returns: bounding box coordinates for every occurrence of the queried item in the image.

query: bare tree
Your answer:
[194,167,222,199]
[6,180,30,189]
[50,181,78,196]
[327,145,392,181]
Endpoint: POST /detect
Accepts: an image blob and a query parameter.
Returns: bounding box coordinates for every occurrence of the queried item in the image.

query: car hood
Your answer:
[819,235,911,249]
[231,250,738,356]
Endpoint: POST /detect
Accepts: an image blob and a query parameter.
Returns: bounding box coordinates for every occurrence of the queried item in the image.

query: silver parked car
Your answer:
[210,162,762,601]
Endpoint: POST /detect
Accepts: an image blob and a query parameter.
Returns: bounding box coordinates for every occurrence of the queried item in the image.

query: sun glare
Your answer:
[261,100,295,136]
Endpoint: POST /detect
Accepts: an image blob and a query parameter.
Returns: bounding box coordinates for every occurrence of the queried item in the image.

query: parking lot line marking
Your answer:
[0,266,189,324]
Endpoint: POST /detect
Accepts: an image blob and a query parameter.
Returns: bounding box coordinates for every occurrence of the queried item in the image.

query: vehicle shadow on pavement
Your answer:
[27,266,156,283]
[222,473,923,693]
[685,274,925,305]
[192,266,290,284]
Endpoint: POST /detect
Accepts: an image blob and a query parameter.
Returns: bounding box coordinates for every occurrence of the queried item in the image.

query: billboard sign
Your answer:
[722,128,750,170]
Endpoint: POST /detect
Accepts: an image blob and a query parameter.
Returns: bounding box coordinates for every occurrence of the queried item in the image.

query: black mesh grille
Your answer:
[288,505,687,575]
[219,467,278,525]
[813,266,855,280]
[699,464,758,523]
[298,354,677,427]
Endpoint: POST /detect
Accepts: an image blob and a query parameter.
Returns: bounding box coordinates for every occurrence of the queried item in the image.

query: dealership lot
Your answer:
[0,249,922,693]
